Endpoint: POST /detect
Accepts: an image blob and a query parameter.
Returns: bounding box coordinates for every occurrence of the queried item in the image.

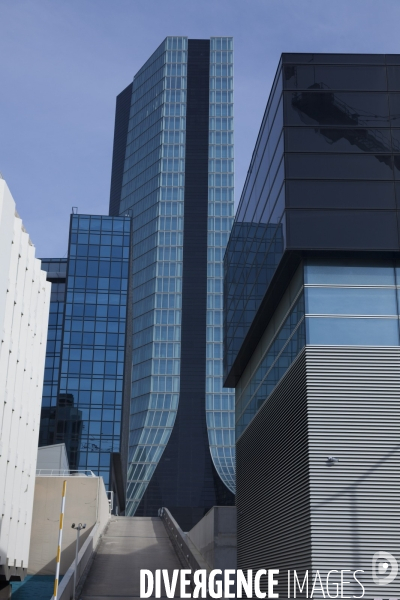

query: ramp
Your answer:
[79,516,182,599]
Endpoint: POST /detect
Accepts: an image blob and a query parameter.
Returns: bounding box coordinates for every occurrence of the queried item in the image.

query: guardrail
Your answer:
[158,508,211,578]
[50,522,101,600]
[36,469,97,477]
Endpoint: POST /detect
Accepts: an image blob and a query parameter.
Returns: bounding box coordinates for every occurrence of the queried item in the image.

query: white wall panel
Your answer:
[0,179,50,581]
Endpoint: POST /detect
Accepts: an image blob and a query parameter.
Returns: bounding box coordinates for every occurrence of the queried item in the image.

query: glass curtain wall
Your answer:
[224,66,285,381]
[124,37,187,515]
[39,259,67,447]
[207,37,236,493]
[235,266,305,439]
[235,257,400,439]
[59,214,131,485]
[305,259,400,345]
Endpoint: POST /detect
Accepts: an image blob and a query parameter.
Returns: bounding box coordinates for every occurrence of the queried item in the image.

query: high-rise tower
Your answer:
[109,37,235,529]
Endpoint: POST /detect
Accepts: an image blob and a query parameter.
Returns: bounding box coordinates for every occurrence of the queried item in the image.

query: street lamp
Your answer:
[71,522,86,600]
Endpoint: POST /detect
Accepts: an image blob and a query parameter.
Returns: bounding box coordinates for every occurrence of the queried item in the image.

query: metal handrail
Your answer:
[36,469,97,477]
[159,507,211,573]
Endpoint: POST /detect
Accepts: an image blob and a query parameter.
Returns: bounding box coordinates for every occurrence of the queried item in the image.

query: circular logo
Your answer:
[372,551,398,586]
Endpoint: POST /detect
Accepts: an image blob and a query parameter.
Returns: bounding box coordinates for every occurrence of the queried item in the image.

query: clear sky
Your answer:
[1,0,400,257]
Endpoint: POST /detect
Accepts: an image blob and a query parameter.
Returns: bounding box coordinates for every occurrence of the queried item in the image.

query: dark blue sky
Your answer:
[1,0,400,257]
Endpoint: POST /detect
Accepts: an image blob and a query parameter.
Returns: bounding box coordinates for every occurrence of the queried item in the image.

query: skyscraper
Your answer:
[39,214,133,512]
[224,53,400,597]
[110,37,235,528]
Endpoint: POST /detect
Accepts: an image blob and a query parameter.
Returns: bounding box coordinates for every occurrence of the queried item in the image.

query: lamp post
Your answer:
[71,522,86,600]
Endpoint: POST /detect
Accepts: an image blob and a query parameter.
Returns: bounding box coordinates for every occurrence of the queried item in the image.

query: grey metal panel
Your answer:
[237,350,311,597]
[237,345,400,598]
[306,346,400,598]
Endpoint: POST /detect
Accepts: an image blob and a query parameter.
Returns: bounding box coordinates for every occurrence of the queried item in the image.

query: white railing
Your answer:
[36,469,97,477]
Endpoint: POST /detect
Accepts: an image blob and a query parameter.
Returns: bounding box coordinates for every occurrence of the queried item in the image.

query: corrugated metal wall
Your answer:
[237,346,400,598]
[237,350,311,597]
[307,346,400,599]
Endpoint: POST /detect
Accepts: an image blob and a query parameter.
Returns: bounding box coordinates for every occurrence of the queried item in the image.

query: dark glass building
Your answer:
[39,214,132,500]
[225,54,400,598]
[39,258,67,447]
[109,36,235,529]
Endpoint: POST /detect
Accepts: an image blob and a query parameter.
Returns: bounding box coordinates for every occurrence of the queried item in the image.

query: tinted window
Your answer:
[386,55,400,65]
[284,91,390,127]
[286,210,399,250]
[394,156,400,180]
[286,180,396,210]
[389,94,400,124]
[283,65,387,91]
[305,260,395,285]
[305,287,397,315]
[282,54,386,65]
[286,153,393,180]
[241,100,284,223]
[285,127,392,153]
[390,128,400,151]
[388,66,400,91]
[244,135,284,223]
[306,316,399,346]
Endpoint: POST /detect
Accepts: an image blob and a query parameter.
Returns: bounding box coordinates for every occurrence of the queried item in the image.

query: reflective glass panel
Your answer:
[306,317,399,346]
[305,287,397,315]
[283,65,387,91]
[208,38,235,493]
[305,261,396,285]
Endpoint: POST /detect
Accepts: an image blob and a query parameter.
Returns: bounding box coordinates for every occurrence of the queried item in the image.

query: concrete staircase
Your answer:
[79,517,182,599]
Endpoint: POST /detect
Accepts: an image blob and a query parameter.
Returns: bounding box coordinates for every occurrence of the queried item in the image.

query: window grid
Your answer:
[207,38,236,493]
[124,38,187,516]
[57,216,131,489]
[39,259,68,448]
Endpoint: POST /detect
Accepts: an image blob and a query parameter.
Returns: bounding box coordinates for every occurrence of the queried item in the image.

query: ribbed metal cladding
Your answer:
[307,345,400,599]
[237,345,400,598]
[237,349,311,597]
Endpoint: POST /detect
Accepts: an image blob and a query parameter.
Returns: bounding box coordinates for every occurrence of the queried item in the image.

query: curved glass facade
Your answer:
[207,37,235,492]
[122,38,187,515]
[115,37,236,515]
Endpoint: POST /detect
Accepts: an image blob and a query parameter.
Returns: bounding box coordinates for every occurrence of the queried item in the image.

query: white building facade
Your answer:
[0,178,50,582]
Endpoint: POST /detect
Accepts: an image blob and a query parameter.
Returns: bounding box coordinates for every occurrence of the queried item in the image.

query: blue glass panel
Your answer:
[305,286,397,315]
[39,258,68,446]
[122,37,186,514]
[305,261,395,285]
[207,40,236,493]
[39,215,131,485]
[235,292,305,438]
[306,316,400,345]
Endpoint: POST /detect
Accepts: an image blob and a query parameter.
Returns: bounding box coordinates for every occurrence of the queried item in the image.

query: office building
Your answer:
[224,54,400,597]
[0,177,50,586]
[39,213,132,503]
[38,258,67,449]
[109,37,235,528]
